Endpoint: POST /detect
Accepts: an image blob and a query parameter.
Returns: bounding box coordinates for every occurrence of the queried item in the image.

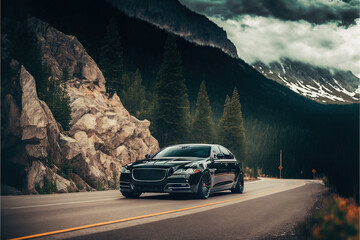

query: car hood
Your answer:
[129,157,207,169]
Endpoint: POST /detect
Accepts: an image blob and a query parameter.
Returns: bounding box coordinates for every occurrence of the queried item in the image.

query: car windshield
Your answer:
[153,146,211,158]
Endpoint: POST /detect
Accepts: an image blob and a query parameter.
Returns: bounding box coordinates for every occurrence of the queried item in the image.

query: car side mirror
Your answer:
[216,153,224,159]
[145,154,151,159]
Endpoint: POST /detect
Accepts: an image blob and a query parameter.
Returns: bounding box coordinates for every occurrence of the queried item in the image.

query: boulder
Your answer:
[59,134,81,160]
[19,66,48,128]
[72,113,97,132]
[21,126,47,143]
[27,161,78,194]
[27,161,47,193]
[73,131,96,156]
[71,173,93,192]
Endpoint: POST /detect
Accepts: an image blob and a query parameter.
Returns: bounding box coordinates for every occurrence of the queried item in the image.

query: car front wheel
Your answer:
[231,174,244,193]
[196,171,211,199]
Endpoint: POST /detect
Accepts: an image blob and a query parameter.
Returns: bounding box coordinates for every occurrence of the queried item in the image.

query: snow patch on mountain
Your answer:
[253,59,359,104]
[356,86,360,94]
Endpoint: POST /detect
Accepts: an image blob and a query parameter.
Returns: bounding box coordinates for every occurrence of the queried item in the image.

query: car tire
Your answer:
[121,191,142,198]
[231,174,244,193]
[196,171,211,199]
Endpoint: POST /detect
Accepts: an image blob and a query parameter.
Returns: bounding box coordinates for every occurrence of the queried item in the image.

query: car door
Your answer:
[208,145,224,188]
[219,146,237,184]
[211,145,237,190]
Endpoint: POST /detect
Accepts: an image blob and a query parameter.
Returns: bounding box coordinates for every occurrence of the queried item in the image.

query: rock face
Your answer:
[29,18,107,92]
[2,18,159,194]
[19,66,61,161]
[108,0,238,58]
[4,65,77,193]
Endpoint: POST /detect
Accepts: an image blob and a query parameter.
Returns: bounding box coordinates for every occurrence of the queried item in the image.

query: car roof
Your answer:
[165,143,218,148]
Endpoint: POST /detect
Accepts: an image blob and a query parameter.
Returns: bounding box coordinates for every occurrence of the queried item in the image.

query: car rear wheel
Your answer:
[121,191,142,198]
[231,174,244,193]
[196,171,211,199]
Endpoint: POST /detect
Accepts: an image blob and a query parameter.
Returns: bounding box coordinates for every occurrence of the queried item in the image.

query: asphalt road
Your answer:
[1,178,324,240]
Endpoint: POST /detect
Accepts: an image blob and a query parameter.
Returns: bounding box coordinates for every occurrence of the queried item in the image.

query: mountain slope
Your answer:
[107,0,238,58]
[111,0,359,105]
[253,59,360,104]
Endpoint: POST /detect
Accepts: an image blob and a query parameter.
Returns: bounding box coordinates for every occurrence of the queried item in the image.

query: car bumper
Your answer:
[120,172,201,193]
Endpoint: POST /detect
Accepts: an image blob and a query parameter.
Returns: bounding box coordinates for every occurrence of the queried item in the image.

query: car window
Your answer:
[212,146,220,158]
[154,146,211,158]
[219,146,233,159]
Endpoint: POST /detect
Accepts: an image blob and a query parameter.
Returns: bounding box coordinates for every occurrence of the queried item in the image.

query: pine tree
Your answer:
[57,66,72,130]
[121,69,147,118]
[218,88,247,161]
[153,35,191,146]
[37,62,52,102]
[191,81,216,143]
[60,66,70,85]
[99,17,124,96]
[47,66,72,131]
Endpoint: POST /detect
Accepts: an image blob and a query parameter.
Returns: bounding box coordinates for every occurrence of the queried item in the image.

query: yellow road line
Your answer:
[9,184,303,240]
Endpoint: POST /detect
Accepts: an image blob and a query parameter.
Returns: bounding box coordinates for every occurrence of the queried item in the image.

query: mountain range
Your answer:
[252,59,359,104]
[107,0,238,58]
[108,0,359,105]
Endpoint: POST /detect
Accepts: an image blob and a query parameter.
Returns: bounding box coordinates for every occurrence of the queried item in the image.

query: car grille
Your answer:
[132,169,167,181]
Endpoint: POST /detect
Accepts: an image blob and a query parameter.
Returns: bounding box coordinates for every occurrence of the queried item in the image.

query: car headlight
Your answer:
[121,166,130,174]
[173,168,200,175]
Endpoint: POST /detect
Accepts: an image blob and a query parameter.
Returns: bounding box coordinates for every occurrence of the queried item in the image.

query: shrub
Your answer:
[76,183,84,190]
[244,166,258,179]
[59,159,73,180]
[312,195,359,240]
[46,153,54,168]
[113,171,118,189]
[35,177,57,194]
[95,181,105,191]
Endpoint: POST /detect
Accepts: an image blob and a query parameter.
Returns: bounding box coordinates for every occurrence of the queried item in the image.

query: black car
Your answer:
[119,144,244,199]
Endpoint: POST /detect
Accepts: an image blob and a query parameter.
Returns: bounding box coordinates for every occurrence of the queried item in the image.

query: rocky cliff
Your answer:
[107,0,238,58]
[2,18,159,194]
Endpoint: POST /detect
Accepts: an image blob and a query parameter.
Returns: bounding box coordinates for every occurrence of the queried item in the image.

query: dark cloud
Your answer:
[180,0,360,26]
[319,39,336,49]
[209,16,360,76]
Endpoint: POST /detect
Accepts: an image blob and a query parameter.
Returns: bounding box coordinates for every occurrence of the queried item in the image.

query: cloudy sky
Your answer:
[179,0,360,76]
